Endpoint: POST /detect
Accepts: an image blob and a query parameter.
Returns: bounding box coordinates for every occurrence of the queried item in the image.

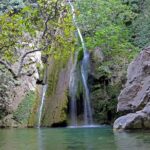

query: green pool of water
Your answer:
[0,127,150,150]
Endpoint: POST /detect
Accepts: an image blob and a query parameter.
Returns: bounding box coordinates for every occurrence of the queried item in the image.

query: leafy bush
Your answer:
[131,0,150,48]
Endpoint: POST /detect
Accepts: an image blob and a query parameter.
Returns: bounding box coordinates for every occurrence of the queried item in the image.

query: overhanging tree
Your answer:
[0,0,75,79]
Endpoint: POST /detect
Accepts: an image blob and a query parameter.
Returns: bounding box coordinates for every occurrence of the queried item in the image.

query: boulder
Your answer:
[114,102,150,129]
[114,47,150,129]
[0,114,20,128]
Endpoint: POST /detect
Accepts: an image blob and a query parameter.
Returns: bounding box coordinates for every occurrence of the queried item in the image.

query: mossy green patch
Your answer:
[28,87,41,127]
[77,49,83,62]
[13,91,36,126]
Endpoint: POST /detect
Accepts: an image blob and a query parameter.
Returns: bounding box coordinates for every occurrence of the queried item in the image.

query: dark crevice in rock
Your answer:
[51,121,67,127]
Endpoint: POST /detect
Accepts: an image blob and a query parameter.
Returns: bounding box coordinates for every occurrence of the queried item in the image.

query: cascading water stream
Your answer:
[68,0,93,126]
[81,52,93,125]
[38,84,47,128]
[69,52,78,126]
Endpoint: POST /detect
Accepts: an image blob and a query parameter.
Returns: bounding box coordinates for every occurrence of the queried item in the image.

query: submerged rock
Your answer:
[114,47,150,129]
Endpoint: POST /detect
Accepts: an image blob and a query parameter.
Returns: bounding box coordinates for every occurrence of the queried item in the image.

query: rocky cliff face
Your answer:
[0,34,43,127]
[114,47,150,129]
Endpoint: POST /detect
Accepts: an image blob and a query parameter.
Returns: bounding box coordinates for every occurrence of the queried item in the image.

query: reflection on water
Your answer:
[0,127,150,150]
[114,130,150,150]
[0,129,38,150]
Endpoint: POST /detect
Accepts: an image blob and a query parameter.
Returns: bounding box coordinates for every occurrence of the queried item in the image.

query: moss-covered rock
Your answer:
[40,55,72,127]
[28,86,41,127]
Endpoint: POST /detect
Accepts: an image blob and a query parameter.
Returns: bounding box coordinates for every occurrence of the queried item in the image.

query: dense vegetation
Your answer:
[127,0,150,48]
[76,0,140,65]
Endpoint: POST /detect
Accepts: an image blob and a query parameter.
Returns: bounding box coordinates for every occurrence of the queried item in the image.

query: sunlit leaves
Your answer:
[0,6,38,62]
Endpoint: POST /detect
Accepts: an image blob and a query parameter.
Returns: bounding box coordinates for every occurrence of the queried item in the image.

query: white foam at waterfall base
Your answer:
[68,125,105,129]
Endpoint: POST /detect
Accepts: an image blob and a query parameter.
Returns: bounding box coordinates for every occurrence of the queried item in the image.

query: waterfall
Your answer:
[69,52,78,126]
[38,84,47,128]
[68,1,93,126]
[81,51,93,125]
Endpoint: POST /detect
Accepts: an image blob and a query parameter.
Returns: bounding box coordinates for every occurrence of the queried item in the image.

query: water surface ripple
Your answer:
[0,127,150,150]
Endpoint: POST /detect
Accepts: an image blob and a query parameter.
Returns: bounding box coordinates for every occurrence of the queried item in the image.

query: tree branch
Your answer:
[41,1,59,39]
[17,45,49,77]
[0,0,62,79]
[0,45,49,79]
[0,59,17,78]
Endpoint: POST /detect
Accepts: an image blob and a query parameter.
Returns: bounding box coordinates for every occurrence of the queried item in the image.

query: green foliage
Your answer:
[93,98,118,124]
[92,83,122,124]
[13,91,36,125]
[122,0,150,48]
[0,6,38,62]
[76,0,135,32]
[122,0,145,12]
[130,0,150,48]
[77,48,83,62]
[75,0,139,80]
[52,12,76,61]
[98,65,112,78]
[76,0,138,60]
